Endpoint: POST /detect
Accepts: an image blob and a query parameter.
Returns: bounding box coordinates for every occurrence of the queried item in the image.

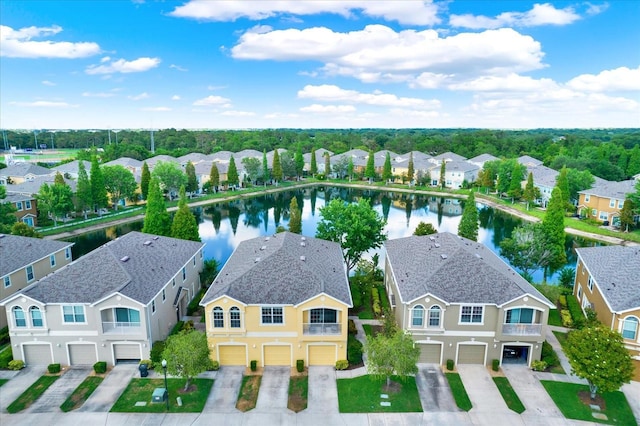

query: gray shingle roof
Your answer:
[384,233,552,306]
[434,152,467,162]
[468,153,499,164]
[577,179,636,200]
[527,165,558,188]
[576,246,640,312]
[0,163,53,178]
[445,161,479,173]
[517,155,543,167]
[19,232,203,305]
[103,157,143,169]
[201,232,352,306]
[1,193,34,204]
[51,160,92,176]
[5,175,77,195]
[0,235,73,277]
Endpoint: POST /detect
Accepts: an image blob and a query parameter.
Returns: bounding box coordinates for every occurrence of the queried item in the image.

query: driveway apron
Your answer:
[77,364,137,412]
[456,365,510,412]
[0,366,46,413]
[502,364,562,419]
[26,368,90,413]
[416,364,459,412]
[202,366,243,412]
[306,366,338,413]
[255,367,290,412]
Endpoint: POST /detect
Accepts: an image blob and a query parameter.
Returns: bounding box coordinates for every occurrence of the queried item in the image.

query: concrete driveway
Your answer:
[0,366,46,412]
[202,366,243,413]
[415,364,459,412]
[306,366,338,412]
[255,367,290,412]
[502,364,562,420]
[77,364,137,412]
[26,367,90,413]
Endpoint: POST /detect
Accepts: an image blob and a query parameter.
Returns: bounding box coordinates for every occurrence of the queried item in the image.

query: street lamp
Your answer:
[161,359,169,410]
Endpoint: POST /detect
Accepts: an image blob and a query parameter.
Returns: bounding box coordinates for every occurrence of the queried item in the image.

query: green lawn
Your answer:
[362,324,373,336]
[7,375,59,413]
[287,375,308,412]
[110,378,213,413]
[337,375,422,413]
[541,381,637,425]
[493,377,525,414]
[547,309,562,327]
[60,376,103,412]
[444,373,472,411]
[553,330,569,349]
[0,379,8,387]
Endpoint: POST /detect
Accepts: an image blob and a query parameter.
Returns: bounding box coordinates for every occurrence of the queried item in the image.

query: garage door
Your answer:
[113,344,141,362]
[264,345,291,366]
[418,343,442,364]
[23,344,53,365]
[219,345,247,366]
[309,345,336,366]
[69,344,97,366]
[457,344,486,365]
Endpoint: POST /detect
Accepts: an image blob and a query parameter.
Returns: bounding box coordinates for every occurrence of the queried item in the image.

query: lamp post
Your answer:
[161,359,169,410]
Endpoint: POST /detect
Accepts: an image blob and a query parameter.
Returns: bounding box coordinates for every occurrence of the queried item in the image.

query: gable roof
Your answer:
[527,165,558,188]
[577,179,636,200]
[5,175,77,195]
[517,155,543,167]
[201,232,351,307]
[51,160,92,176]
[468,153,499,164]
[1,193,34,204]
[103,157,143,169]
[434,152,467,162]
[0,163,53,178]
[18,232,203,305]
[576,246,640,312]
[445,160,479,173]
[0,234,73,277]
[384,233,552,307]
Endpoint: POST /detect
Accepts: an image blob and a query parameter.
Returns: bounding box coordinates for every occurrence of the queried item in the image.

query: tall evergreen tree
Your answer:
[140,161,151,200]
[542,187,567,269]
[288,196,302,234]
[523,172,536,210]
[90,155,108,214]
[310,148,317,176]
[54,171,66,185]
[142,177,171,236]
[347,157,354,181]
[171,186,200,241]
[439,161,446,189]
[185,161,198,193]
[619,199,635,232]
[227,156,239,187]
[294,145,304,179]
[0,185,17,234]
[262,149,269,185]
[458,191,479,241]
[76,160,92,219]
[324,152,331,178]
[556,166,571,211]
[209,162,220,192]
[272,149,282,183]
[507,163,525,200]
[382,152,392,183]
[365,150,376,181]
[626,145,640,177]
[407,152,415,184]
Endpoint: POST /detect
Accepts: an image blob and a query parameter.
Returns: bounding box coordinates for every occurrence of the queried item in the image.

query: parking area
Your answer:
[306,366,338,412]
[26,368,90,413]
[202,366,243,412]
[415,364,459,412]
[77,364,138,412]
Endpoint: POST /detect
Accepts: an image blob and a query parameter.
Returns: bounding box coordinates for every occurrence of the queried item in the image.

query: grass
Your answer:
[287,376,308,412]
[7,375,59,413]
[110,378,213,413]
[553,330,569,349]
[39,207,144,236]
[493,377,526,414]
[337,375,422,413]
[236,375,261,412]
[541,380,637,425]
[60,376,103,412]
[0,379,8,387]
[362,324,373,336]
[444,373,472,411]
[548,309,562,327]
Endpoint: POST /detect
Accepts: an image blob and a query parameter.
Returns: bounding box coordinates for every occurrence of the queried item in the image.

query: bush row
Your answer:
[541,341,560,368]
[566,295,585,329]
[371,287,381,317]
[347,334,363,365]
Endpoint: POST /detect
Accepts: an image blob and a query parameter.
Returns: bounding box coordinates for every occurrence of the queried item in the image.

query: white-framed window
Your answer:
[62,305,85,323]
[151,300,156,314]
[411,305,425,327]
[577,286,582,299]
[591,208,597,216]
[22,217,34,227]
[618,200,624,209]
[3,276,10,288]
[587,276,593,292]
[261,307,284,324]
[581,295,591,309]
[172,278,176,288]
[230,307,241,328]
[585,194,590,202]
[16,201,23,211]
[182,267,186,281]
[25,200,32,209]
[30,306,43,327]
[428,305,442,327]
[599,211,608,221]
[162,289,166,302]
[505,308,535,324]
[26,265,34,282]
[609,199,615,208]
[13,306,26,327]
[621,317,639,340]
[50,254,56,268]
[65,247,72,260]
[460,305,483,324]
[213,307,224,328]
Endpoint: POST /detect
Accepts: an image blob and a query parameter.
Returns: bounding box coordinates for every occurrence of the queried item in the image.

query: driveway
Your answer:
[202,366,243,413]
[0,366,46,413]
[306,366,338,412]
[415,364,458,412]
[255,367,290,412]
[77,364,137,412]
[26,368,90,413]
[502,364,562,420]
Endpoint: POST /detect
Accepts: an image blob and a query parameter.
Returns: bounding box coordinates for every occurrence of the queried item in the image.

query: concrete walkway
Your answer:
[622,381,640,425]
[543,326,588,385]
[254,367,290,412]
[0,366,46,413]
[416,364,458,412]
[77,364,138,412]
[26,368,90,413]
[306,366,339,412]
[202,366,242,413]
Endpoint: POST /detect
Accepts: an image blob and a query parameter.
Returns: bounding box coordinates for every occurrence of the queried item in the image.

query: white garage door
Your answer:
[418,343,442,364]
[23,344,53,365]
[69,344,97,366]
[457,344,486,365]
[113,344,141,362]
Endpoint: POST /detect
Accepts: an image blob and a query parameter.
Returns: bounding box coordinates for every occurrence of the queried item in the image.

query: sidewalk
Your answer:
[543,326,587,385]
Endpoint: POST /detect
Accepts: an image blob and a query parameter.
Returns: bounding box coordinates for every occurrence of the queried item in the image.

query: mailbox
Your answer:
[152,388,168,403]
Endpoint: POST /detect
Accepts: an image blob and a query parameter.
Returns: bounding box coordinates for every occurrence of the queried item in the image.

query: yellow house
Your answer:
[200,232,352,368]
[577,179,637,225]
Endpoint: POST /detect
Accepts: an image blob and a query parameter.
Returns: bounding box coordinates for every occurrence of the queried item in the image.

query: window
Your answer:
[193,257,196,266]
[26,265,34,282]
[151,300,156,314]
[505,308,534,324]
[609,199,615,208]
[3,276,10,288]
[182,267,186,281]
[162,289,166,302]
[63,305,85,323]
[13,307,26,327]
[585,194,590,202]
[50,254,56,268]
[30,306,43,327]
[25,200,32,209]
[115,308,140,324]
[261,307,284,324]
[577,286,582,299]
[16,201,23,211]
[65,247,71,260]
[22,217,34,227]
[428,305,442,327]
[213,307,224,328]
[460,306,483,323]
[172,278,176,288]
[599,211,608,221]
[618,200,624,209]
[587,276,593,292]
[230,307,241,328]
[310,308,337,323]
[411,305,424,327]
[621,317,639,340]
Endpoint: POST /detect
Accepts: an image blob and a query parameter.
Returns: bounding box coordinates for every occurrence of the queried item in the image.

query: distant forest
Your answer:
[3,128,640,181]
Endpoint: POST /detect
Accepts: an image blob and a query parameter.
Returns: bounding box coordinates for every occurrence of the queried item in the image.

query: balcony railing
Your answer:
[303,323,342,335]
[102,321,142,334]
[502,323,542,336]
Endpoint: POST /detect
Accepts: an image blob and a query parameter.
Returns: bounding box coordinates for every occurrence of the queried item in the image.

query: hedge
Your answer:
[347,334,363,365]
[566,295,585,329]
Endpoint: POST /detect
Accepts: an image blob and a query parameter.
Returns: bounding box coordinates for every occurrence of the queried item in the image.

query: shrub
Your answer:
[348,319,357,335]
[531,360,547,372]
[187,288,205,315]
[541,341,559,367]
[150,341,165,364]
[48,363,61,374]
[350,281,363,309]
[0,347,13,369]
[250,360,257,372]
[371,287,381,317]
[169,321,184,336]
[558,295,567,308]
[446,359,454,371]
[93,361,107,374]
[347,335,363,365]
[208,360,220,371]
[560,310,573,327]
[139,359,153,369]
[296,359,304,373]
[183,320,194,332]
[335,360,348,370]
[8,360,24,370]
[492,359,500,372]
[566,295,585,329]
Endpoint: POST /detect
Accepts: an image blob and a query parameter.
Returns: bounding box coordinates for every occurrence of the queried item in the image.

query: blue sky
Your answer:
[1,1,638,130]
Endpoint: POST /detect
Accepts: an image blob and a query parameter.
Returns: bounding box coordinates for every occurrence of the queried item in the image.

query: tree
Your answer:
[171,186,200,241]
[324,152,331,178]
[280,152,296,179]
[479,160,499,193]
[542,186,567,269]
[140,161,151,200]
[0,185,17,233]
[365,150,376,182]
[185,161,198,194]
[54,172,65,186]
[142,177,171,236]
[294,145,304,179]
[332,156,349,179]
[90,155,108,214]
[288,196,302,234]
[209,162,220,192]
[566,168,594,204]
[365,328,420,388]
[227,156,239,188]
[407,152,415,184]
[162,330,211,391]
[347,157,354,181]
[11,222,41,238]
[76,160,92,219]
[458,191,479,241]
[413,221,437,236]
[382,152,392,183]
[241,157,261,185]
[627,145,640,177]
[37,182,74,227]
[500,223,555,281]
[272,149,282,184]
[316,198,387,276]
[523,172,536,210]
[556,166,571,211]
[507,163,525,201]
[262,149,269,185]
[310,148,317,176]
[439,161,446,189]
[628,180,640,215]
[565,326,634,399]
[102,165,138,210]
[152,161,187,199]
[619,199,635,232]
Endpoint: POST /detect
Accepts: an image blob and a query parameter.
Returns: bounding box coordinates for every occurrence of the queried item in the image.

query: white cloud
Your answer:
[141,107,171,112]
[264,112,300,119]
[171,95,181,101]
[448,73,559,92]
[41,80,56,86]
[0,25,100,58]
[100,56,111,63]
[170,0,440,25]
[82,92,115,98]
[207,85,227,91]
[585,2,609,16]
[300,104,356,113]
[298,84,440,109]
[221,110,256,117]
[9,100,79,108]
[128,92,150,101]
[450,3,581,29]
[85,57,160,75]
[566,66,640,92]
[170,64,188,71]
[193,95,231,106]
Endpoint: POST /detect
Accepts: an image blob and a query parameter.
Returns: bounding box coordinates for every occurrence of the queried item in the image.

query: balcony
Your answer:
[102,321,142,334]
[502,323,542,336]
[303,323,342,335]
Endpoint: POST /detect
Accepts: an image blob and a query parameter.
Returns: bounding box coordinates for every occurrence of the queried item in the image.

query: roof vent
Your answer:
[475,253,481,259]
[301,242,306,247]
[260,245,267,250]
[255,257,261,262]
[434,243,440,248]
[121,256,130,262]
[429,236,435,241]
[153,236,159,240]
[144,241,152,246]
[440,254,448,260]
[300,256,306,261]
[301,236,306,241]
[265,237,270,241]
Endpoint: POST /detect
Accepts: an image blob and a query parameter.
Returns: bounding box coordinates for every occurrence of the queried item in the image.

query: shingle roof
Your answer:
[445,161,479,173]
[0,163,53,178]
[527,165,558,188]
[517,155,543,167]
[384,233,552,306]
[434,152,467,162]
[201,232,352,306]
[5,175,77,196]
[19,232,203,305]
[578,179,636,200]
[103,157,143,169]
[51,160,92,176]
[468,153,499,164]
[1,193,34,204]
[0,234,73,277]
[576,246,640,312]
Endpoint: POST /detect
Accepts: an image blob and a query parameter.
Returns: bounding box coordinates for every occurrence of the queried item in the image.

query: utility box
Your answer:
[152,388,167,403]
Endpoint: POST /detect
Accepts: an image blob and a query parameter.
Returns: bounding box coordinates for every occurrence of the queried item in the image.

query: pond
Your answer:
[65,186,601,284]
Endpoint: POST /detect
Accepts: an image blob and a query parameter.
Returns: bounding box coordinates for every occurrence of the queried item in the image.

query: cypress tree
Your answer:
[171,186,200,241]
[407,152,415,184]
[90,155,108,213]
[458,191,479,241]
[54,171,66,186]
[185,161,198,193]
[523,172,535,210]
[382,152,392,183]
[439,161,446,189]
[262,149,269,185]
[272,149,282,183]
[294,145,304,179]
[288,197,302,234]
[365,150,376,181]
[542,187,567,269]
[347,157,354,181]
[310,148,317,176]
[141,162,151,200]
[76,160,92,219]
[227,156,239,187]
[209,163,220,192]
[142,176,171,236]
[324,152,331,178]
[556,166,571,211]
